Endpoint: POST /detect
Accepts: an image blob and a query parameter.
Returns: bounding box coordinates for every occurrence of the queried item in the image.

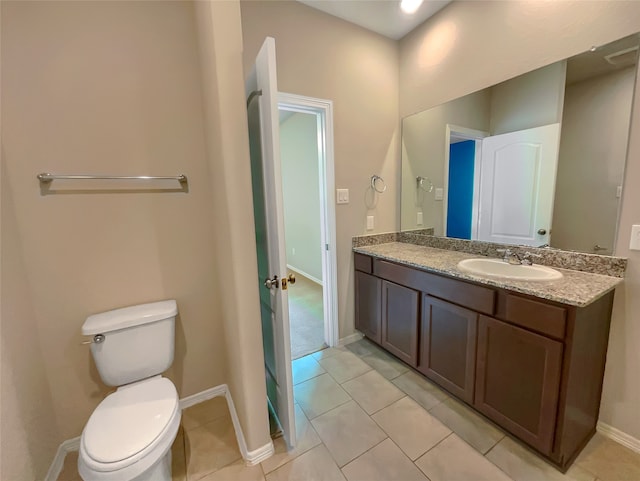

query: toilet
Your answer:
[78,300,182,481]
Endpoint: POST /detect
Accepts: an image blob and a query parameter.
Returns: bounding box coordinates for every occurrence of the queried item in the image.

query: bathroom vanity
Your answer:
[353,241,623,471]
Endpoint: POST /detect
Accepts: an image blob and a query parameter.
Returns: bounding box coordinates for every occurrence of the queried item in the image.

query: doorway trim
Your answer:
[278,92,339,348]
[444,124,489,239]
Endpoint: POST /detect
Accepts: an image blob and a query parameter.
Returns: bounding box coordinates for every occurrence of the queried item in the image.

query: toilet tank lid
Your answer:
[82,300,178,335]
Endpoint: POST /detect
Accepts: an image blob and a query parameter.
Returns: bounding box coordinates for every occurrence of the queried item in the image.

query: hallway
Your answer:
[288,274,324,360]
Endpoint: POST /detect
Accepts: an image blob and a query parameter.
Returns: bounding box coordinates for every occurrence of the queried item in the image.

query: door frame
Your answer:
[278,92,339,348]
[444,124,489,239]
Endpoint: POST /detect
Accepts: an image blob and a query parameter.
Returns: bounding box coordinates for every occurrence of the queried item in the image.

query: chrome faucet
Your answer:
[497,248,520,264]
[497,249,543,265]
[520,251,543,266]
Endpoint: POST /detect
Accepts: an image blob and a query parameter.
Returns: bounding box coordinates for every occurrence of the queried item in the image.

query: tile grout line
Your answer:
[338,436,391,473]
[259,406,324,477]
[339,373,407,416]
[367,395,451,463]
[304,395,354,422]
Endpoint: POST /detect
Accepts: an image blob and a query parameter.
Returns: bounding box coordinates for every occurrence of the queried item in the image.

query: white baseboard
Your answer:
[222,386,274,465]
[338,331,364,347]
[597,421,640,454]
[47,384,274,479]
[179,384,227,410]
[44,437,81,481]
[287,264,323,286]
[245,440,276,465]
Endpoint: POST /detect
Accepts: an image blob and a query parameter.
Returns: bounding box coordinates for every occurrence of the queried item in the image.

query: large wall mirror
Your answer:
[400,33,639,255]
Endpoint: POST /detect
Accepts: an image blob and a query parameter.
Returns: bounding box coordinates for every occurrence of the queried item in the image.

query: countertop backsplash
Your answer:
[352,231,627,278]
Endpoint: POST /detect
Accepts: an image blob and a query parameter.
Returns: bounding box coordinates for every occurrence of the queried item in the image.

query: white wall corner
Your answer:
[244,440,275,466]
[46,384,273,479]
[597,421,640,454]
[179,384,228,410]
[223,388,273,465]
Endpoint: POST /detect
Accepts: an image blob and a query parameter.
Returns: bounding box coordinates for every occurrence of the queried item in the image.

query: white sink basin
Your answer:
[457,258,563,282]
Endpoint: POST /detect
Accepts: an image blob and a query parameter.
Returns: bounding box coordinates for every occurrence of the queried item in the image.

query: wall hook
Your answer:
[371,175,386,194]
[416,176,434,192]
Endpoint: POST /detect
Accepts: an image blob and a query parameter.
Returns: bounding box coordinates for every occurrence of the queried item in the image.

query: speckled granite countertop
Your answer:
[353,242,623,307]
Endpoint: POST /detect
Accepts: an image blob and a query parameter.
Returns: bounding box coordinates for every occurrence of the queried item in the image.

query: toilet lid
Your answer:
[83,377,178,464]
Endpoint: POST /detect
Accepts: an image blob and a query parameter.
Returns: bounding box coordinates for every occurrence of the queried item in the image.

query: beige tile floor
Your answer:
[58,338,640,481]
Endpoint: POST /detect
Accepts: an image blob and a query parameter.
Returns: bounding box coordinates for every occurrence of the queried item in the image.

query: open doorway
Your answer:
[278,93,337,360]
[443,124,488,240]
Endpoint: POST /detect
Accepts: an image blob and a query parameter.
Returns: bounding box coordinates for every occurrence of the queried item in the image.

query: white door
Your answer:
[246,37,296,447]
[477,123,561,246]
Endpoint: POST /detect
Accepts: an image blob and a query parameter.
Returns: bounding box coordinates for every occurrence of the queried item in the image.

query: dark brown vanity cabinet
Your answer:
[353,252,615,470]
[354,270,381,343]
[381,280,419,366]
[418,296,477,404]
[475,315,563,454]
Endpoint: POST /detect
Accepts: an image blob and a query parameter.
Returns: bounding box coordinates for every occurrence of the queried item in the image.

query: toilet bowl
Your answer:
[78,301,181,481]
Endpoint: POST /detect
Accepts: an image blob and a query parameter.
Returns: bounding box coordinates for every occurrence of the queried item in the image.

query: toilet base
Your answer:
[79,449,172,481]
[131,450,172,481]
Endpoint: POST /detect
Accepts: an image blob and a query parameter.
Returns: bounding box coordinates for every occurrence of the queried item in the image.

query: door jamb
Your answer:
[278,92,339,348]
[444,124,489,239]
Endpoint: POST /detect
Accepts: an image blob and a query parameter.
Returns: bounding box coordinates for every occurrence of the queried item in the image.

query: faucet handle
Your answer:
[496,248,512,262]
[521,251,543,265]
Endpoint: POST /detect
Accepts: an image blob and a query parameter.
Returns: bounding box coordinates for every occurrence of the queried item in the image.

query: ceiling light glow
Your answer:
[401,0,424,14]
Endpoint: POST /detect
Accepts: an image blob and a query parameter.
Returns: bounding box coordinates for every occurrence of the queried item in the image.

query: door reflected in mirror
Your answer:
[400,33,639,255]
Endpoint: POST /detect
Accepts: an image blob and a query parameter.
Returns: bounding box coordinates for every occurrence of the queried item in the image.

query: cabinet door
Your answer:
[418,295,477,403]
[355,271,381,344]
[381,280,419,366]
[475,315,563,455]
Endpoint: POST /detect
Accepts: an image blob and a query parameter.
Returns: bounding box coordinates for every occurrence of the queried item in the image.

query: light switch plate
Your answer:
[337,188,349,204]
[417,212,423,225]
[366,215,374,231]
[434,188,444,201]
[630,225,640,251]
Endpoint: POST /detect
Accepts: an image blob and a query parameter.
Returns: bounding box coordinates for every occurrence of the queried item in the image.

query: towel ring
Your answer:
[416,176,434,193]
[371,175,386,194]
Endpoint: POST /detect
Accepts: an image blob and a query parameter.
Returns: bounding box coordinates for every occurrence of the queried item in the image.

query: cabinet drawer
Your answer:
[374,259,495,314]
[502,294,567,340]
[354,253,373,273]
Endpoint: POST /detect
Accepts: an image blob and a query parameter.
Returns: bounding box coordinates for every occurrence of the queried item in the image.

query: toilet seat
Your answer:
[79,377,181,478]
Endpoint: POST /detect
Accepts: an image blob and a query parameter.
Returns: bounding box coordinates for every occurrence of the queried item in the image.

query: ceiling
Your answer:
[297,0,452,40]
[566,33,640,85]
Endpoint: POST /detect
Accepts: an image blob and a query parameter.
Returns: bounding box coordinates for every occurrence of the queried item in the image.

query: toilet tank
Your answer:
[82,300,177,387]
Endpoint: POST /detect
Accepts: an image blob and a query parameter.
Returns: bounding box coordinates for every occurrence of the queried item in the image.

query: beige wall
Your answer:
[1,161,61,479]
[490,61,566,135]
[552,67,635,254]
[400,1,640,440]
[194,0,270,452]
[240,0,399,339]
[400,1,640,117]
[1,0,229,449]
[602,64,640,441]
[281,112,323,282]
[401,90,491,234]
